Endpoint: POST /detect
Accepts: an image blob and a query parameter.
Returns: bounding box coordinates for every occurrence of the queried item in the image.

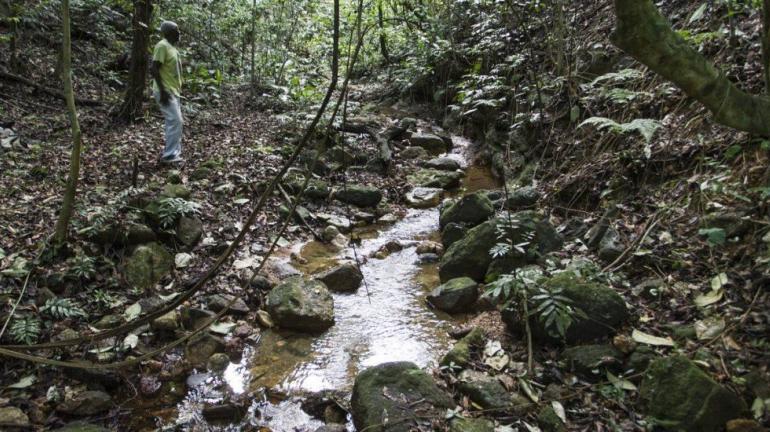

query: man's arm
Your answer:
[151,60,169,105]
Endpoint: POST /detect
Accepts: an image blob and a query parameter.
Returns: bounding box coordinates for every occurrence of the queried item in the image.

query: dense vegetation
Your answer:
[1,0,769,431]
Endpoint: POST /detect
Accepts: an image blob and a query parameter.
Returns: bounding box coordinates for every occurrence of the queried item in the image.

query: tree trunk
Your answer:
[612,0,770,136]
[250,0,257,95]
[117,0,153,123]
[763,0,770,93]
[53,0,83,247]
[378,0,390,64]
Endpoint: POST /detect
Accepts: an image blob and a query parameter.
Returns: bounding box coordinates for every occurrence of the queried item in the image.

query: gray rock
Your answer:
[410,132,449,155]
[399,146,429,160]
[57,390,112,416]
[640,356,747,432]
[333,185,383,208]
[562,344,623,379]
[207,294,250,315]
[266,276,335,333]
[406,187,444,209]
[207,353,231,372]
[161,183,191,200]
[315,263,363,293]
[185,333,226,367]
[439,192,495,229]
[0,406,29,428]
[450,417,495,432]
[93,314,123,329]
[505,186,540,210]
[427,277,479,313]
[175,216,203,249]
[123,242,173,290]
[598,228,624,264]
[408,168,462,190]
[457,370,513,410]
[351,362,454,432]
[151,311,179,333]
[424,157,461,171]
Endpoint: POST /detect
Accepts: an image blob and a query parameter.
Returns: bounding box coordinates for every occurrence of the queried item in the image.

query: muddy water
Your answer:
[166,135,499,431]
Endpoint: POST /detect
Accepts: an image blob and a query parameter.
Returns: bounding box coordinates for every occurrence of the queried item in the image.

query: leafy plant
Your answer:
[41,298,86,319]
[698,227,726,247]
[8,316,41,344]
[531,286,586,338]
[67,255,96,280]
[156,198,201,228]
[579,117,663,144]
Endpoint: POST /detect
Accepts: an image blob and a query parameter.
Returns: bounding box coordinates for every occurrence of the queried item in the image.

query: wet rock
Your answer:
[314,425,347,432]
[256,310,274,328]
[503,272,628,344]
[123,242,174,290]
[441,327,484,367]
[93,314,123,329]
[439,192,494,229]
[408,168,462,190]
[175,216,203,250]
[315,263,363,293]
[417,253,440,263]
[202,403,246,423]
[266,259,302,280]
[373,240,403,259]
[416,241,443,255]
[181,307,216,331]
[504,186,540,210]
[185,333,226,367]
[0,406,29,428]
[351,362,454,432]
[333,185,383,208]
[266,276,335,333]
[51,422,110,432]
[399,146,429,160]
[457,370,513,411]
[405,187,444,209]
[441,223,468,249]
[207,353,231,372]
[207,294,250,315]
[410,132,449,155]
[449,417,495,432]
[161,183,191,200]
[427,277,479,313]
[537,406,567,432]
[57,390,112,416]
[424,157,461,171]
[640,356,747,432]
[562,344,623,379]
[151,310,179,333]
[440,213,562,283]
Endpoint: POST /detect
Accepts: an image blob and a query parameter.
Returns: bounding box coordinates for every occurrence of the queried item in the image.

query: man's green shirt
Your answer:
[152,38,182,97]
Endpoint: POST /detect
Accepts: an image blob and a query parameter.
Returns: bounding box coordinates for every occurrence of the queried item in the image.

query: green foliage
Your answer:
[8,316,41,345]
[698,227,726,247]
[68,254,96,280]
[41,298,86,319]
[579,117,663,145]
[156,197,201,228]
[531,286,586,338]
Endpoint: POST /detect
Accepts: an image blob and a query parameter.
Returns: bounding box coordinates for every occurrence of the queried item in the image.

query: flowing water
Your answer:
[158,133,499,431]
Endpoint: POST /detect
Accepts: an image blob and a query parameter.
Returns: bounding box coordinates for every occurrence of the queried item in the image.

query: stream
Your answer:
[159,131,499,431]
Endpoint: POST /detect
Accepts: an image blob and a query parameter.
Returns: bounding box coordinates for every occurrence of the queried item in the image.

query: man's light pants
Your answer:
[154,92,183,160]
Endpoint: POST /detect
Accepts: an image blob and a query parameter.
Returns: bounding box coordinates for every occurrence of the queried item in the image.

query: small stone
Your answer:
[416,241,443,255]
[151,311,179,333]
[457,370,513,410]
[562,344,623,379]
[207,353,231,372]
[57,390,112,416]
[0,406,30,428]
[93,314,123,329]
[450,417,495,432]
[400,146,429,160]
[537,406,567,432]
[256,310,274,328]
[185,333,226,367]
[505,186,540,210]
[406,187,444,209]
[613,334,637,355]
[321,225,341,242]
[207,294,250,315]
[175,216,204,249]
[139,375,162,398]
[423,157,461,171]
[441,327,484,367]
[123,242,174,291]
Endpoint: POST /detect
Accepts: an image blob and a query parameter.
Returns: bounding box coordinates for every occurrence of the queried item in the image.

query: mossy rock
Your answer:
[161,183,191,200]
[449,417,495,432]
[441,222,468,249]
[410,132,449,155]
[441,327,484,368]
[427,277,479,313]
[439,213,562,283]
[537,406,566,432]
[87,223,156,247]
[562,344,623,379]
[175,216,203,250]
[640,356,747,432]
[190,166,213,181]
[457,370,512,411]
[333,185,383,208]
[439,192,495,229]
[505,186,540,210]
[400,146,430,160]
[266,276,335,333]
[408,168,462,190]
[351,362,454,432]
[284,174,330,200]
[123,242,173,290]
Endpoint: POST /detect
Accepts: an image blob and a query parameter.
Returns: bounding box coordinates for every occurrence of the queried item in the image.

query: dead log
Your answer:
[337,121,392,169]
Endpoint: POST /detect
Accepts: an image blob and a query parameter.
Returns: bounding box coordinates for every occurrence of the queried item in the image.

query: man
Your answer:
[151,21,184,163]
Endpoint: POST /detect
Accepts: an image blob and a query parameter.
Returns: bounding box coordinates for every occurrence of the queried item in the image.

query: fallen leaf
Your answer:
[124,302,142,321]
[551,401,567,423]
[694,317,725,340]
[632,329,674,346]
[7,375,36,389]
[607,371,637,391]
[175,252,193,268]
[694,289,723,308]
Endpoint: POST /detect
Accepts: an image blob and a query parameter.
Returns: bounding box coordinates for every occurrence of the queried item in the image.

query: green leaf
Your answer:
[725,145,742,160]
[698,227,726,246]
[688,3,708,24]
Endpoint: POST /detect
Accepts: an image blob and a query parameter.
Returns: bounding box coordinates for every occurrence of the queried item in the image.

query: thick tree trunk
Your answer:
[763,0,770,93]
[378,0,390,64]
[117,0,153,123]
[53,0,83,246]
[612,0,770,136]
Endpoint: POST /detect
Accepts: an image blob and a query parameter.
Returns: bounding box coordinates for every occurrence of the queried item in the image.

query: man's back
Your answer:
[152,38,182,97]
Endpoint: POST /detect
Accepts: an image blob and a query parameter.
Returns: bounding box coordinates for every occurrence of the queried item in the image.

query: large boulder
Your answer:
[505,186,540,210]
[640,356,747,432]
[562,344,623,379]
[457,370,513,411]
[502,272,628,344]
[333,185,383,208]
[406,187,444,209]
[424,157,461,171]
[441,327,484,367]
[439,192,495,229]
[427,277,479,313]
[175,216,203,249]
[439,213,562,283]
[315,263,363,293]
[408,169,462,190]
[351,362,454,432]
[441,223,468,249]
[123,242,173,290]
[266,276,335,333]
[410,132,449,155]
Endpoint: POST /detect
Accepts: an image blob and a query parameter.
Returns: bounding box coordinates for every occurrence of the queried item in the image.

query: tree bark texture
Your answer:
[612,0,770,136]
[53,0,83,246]
[117,0,153,123]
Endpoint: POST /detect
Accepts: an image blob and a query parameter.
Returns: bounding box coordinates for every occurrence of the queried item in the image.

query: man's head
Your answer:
[159,21,180,44]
